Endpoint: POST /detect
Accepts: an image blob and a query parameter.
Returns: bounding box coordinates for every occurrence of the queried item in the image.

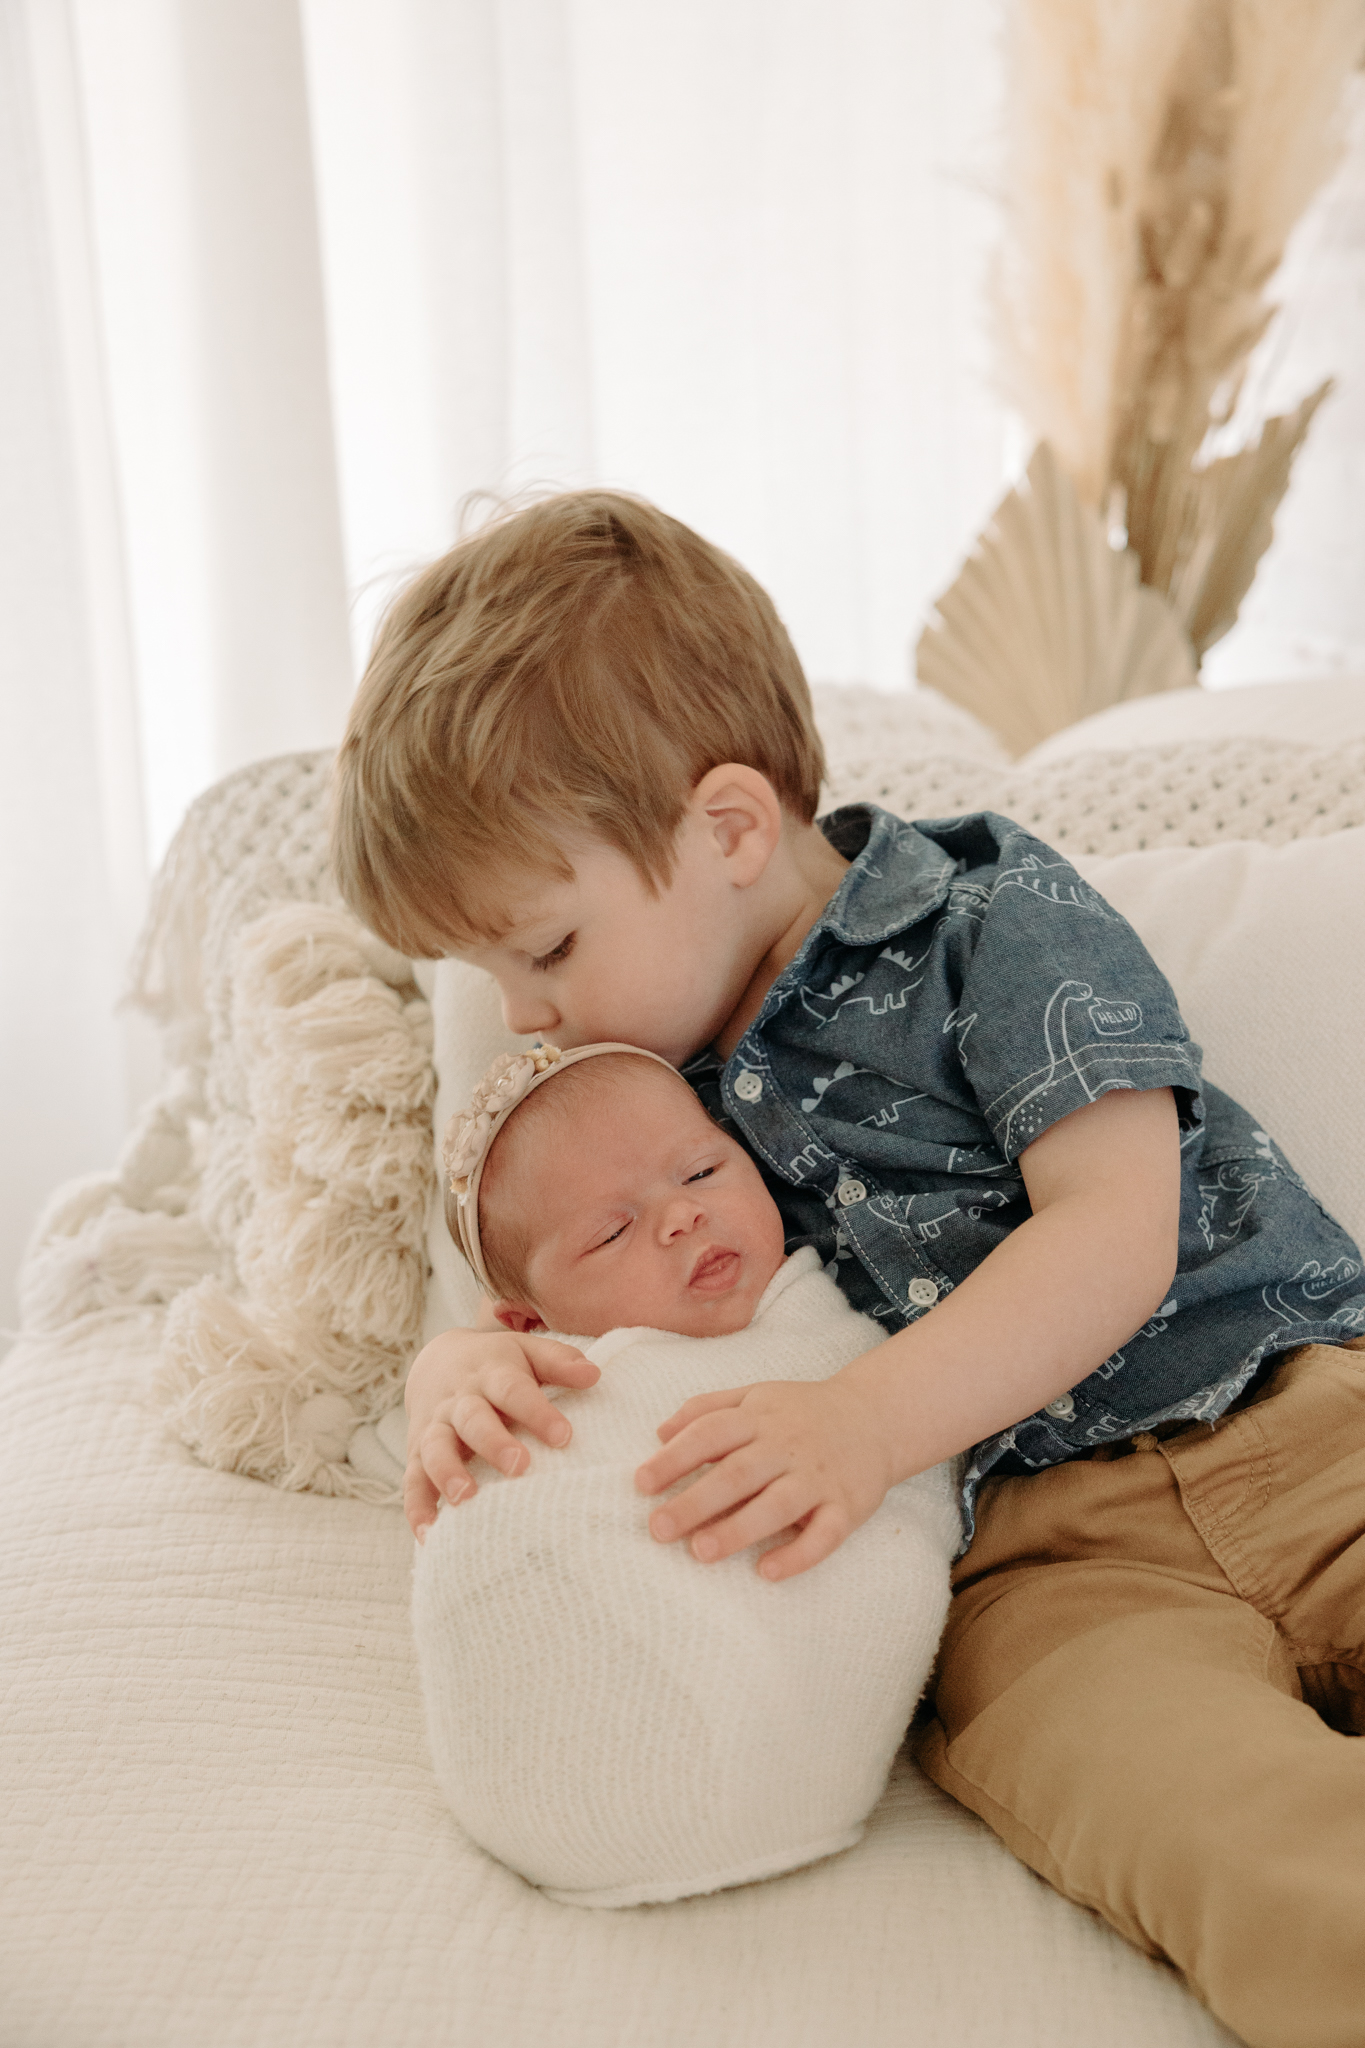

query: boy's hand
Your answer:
[404,1326,599,1540]
[634,1378,895,1582]
[634,1092,1184,1583]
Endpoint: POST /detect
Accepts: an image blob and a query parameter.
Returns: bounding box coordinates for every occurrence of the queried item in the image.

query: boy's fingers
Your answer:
[523,1336,599,1387]
[474,1374,574,1452]
[754,1502,851,1583]
[404,1451,452,1538]
[445,1395,536,1476]
[646,1443,783,1544]
[654,1387,746,1444]
[635,1408,755,1497]
[415,1418,479,1506]
[684,1474,813,1564]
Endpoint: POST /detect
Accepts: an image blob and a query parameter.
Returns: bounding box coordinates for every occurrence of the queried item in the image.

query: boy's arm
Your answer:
[635,1086,1181,1580]
[403,1297,599,1538]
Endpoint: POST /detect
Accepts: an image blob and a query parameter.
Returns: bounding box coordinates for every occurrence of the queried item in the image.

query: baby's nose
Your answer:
[661,1196,705,1241]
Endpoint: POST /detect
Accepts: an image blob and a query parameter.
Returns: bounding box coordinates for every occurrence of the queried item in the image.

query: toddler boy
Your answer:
[333,490,1365,2047]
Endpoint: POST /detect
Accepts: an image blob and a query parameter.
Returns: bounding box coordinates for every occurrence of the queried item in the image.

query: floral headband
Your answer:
[442,1041,678,1295]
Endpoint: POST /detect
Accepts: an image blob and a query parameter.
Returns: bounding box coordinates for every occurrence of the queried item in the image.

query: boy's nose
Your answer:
[500,986,560,1036]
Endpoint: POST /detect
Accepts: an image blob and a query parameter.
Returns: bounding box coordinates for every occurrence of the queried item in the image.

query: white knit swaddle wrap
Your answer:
[411,1248,962,1907]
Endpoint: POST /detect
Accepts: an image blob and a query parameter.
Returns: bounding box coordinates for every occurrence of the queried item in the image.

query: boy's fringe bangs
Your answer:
[332,491,825,958]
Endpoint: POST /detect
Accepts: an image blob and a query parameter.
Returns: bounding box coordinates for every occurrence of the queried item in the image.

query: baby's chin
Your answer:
[660,1290,767,1338]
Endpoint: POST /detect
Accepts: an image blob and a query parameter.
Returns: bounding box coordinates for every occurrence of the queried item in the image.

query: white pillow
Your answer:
[1072,829,1365,1253]
[1021,678,1365,767]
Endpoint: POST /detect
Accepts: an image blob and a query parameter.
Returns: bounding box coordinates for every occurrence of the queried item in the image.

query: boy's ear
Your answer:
[493,1301,547,1334]
[690,764,783,886]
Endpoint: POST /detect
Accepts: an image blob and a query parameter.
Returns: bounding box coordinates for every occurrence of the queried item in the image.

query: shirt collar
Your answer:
[814,804,958,947]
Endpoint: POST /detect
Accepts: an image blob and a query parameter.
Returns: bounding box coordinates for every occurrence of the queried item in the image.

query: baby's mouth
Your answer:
[688,1244,740,1294]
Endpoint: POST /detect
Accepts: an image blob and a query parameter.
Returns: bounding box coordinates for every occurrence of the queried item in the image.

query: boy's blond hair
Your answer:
[332,490,825,956]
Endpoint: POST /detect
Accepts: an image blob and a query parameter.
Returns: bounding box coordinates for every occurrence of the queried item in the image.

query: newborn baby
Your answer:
[411,1043,961,1907]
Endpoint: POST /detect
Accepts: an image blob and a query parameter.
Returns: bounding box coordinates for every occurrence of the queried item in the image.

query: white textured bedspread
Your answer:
[0,1311,1238,2048]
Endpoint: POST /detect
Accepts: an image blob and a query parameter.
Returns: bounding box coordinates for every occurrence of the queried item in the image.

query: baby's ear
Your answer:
[493,1301,547,1334]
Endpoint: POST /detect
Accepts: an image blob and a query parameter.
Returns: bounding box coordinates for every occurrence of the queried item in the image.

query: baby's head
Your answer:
[331,490,826,1067]
[444,1045,787,1340]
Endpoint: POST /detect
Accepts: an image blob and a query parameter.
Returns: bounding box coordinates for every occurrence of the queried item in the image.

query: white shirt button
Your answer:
[907,1277,939,1308]
[733,1071,763,1103]
[836,1178,867,1207]
[1045,1394,1075,1420]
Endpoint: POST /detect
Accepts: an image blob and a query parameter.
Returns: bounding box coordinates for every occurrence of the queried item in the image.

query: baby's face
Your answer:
[494,1064,787,1339]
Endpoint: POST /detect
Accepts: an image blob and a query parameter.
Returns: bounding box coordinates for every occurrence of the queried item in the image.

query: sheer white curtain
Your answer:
[4,0,1363,1326]
[299,0,1012,695]
[0,0,1010,1324]
[3,0,355,1330]
[1,0,153,1333]
[70,0,355,860]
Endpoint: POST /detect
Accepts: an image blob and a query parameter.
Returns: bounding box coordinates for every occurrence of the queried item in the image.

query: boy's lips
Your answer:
[687,1244,740,1293]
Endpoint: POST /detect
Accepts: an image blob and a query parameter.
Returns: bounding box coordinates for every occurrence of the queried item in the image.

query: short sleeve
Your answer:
[947,816,1204,1162]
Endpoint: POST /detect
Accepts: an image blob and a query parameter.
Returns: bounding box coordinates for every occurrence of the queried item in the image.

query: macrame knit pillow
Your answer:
[18,755,434,1502]
[823,729,1365,856]
[20,752,339,1340]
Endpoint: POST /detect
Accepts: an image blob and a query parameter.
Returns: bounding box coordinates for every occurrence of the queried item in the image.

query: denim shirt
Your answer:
[684,806,1365,1545]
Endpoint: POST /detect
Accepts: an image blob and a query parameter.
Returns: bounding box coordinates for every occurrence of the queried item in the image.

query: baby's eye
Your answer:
[590,1221,629,1252]
[686,1166,717,1183]
[531,933,576,972]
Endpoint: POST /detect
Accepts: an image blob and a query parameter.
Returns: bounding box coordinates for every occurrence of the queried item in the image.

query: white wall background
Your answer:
[1201,75,1365,688]
[2,0,1363,1332]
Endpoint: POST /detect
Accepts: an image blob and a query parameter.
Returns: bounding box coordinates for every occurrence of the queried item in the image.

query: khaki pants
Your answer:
[912,1338,1365,2048]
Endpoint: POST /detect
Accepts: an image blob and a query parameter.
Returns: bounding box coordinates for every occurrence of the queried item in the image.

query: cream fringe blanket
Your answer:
[19,754,433,1501]
[410,1249,963,1908]
[152,902,435,1497]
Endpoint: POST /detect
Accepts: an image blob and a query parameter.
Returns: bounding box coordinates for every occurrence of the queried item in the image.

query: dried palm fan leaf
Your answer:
[916,443,1196,758]
[1171,379,1334,651]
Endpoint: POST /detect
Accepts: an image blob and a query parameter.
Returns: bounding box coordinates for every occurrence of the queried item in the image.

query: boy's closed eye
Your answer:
[531,934,576,972]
